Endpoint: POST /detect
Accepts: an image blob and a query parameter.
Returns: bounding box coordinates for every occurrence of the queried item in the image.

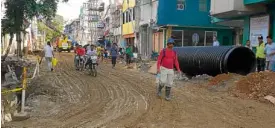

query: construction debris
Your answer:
[208,73,233,85]
[233,72,275,99]
[264,95,275,105]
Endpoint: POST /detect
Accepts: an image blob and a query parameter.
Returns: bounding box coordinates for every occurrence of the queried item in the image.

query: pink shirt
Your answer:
[157,49,180,71]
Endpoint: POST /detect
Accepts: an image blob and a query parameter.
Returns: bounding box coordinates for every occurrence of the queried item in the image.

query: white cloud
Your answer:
[57,0,112,21]
[57,0,87,20]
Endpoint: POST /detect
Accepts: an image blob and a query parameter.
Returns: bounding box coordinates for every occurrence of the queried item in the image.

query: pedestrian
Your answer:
[110,43,118,68]
[125,45,133,66]
[265,36,275,72]
[156,38,181,101]
[245,40,252,50]
[213,36,220,46]
[43,41,54,71]
[256,36,266,72]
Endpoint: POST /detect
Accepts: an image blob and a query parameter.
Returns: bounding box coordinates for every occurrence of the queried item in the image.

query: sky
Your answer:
[57,0,112,21]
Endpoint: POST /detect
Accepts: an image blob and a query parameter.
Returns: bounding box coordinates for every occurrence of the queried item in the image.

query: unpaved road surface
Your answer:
[4,53,275,128]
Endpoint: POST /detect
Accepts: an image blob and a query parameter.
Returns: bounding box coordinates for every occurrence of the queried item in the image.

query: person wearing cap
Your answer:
[265,36,275,72]
[156,38,181,101]
[256,36,266,72]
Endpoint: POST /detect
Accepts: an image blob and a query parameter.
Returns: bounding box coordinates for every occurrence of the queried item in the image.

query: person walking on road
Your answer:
[125,45,133,66]
[44,41,54,71]
[265,36,275,72]
[256,36,266,72]
[110,43,119,68]
[157,38,181,101]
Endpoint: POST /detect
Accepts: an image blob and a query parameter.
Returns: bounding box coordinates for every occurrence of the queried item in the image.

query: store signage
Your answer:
[249,15,270,47]
[97,23,104,28]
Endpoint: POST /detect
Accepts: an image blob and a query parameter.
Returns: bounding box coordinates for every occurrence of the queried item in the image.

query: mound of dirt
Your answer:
[233,72,275,99]
[208,73,233,85]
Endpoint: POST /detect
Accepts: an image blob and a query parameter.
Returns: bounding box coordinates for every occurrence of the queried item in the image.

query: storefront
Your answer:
[242,3,275,48]
[166,27,234,47]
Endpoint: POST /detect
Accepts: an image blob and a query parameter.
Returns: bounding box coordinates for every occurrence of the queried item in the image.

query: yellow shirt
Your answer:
[256,43,266,58]
[96,47,102,55]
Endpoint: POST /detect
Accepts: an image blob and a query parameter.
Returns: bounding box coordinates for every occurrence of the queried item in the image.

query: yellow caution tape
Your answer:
[2,67,28,94]
[1,88,23,94]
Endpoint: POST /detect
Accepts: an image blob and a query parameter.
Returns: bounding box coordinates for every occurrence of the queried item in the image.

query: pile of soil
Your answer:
[233,72,275,99]
[208,73,233,85]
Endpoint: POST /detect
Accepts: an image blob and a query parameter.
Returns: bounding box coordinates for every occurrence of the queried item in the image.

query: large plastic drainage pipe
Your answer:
[173,46,256,76]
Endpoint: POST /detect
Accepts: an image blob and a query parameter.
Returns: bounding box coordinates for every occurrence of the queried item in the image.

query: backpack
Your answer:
[160,49,177,69]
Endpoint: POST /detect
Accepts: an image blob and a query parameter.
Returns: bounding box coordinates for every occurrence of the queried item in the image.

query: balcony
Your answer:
[244,0,271,5]
[211,0,266,19]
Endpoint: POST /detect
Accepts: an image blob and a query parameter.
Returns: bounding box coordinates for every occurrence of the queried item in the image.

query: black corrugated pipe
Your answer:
[173,46,256,76]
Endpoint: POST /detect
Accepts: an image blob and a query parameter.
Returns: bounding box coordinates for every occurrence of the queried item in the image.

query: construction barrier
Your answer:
[1,67,27,94]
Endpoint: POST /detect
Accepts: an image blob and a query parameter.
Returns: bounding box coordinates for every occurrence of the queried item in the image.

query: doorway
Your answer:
[204,31,217,46]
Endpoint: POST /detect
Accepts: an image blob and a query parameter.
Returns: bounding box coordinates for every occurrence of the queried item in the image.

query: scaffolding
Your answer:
[86,0,104,45]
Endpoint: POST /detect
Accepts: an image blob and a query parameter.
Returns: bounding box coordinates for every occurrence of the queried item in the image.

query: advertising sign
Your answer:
[249,15,270,47]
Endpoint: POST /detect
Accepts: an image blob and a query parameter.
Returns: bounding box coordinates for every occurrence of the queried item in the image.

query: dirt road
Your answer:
[5,53,275,128]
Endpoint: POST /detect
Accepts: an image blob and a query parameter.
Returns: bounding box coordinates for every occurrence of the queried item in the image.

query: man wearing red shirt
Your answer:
[74,45,86,69]
[76,46,86,56]
[157,38,181,101]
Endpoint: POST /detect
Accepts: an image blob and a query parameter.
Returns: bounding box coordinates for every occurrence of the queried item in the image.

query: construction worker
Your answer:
[256,36,266,72]
[156,38,181,101]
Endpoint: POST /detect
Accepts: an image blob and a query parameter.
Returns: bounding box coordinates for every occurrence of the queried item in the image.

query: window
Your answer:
[128,9,131,22]
[133,8,135,20]
[171,30,183,47]
[205,31,217,46]
[126,11,129,23]
[199,0,207,12]
[183,30,205,46]
[123,12,125,24]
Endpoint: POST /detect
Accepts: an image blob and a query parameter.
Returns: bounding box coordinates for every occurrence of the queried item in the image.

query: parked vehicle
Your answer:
[57,35,71,52]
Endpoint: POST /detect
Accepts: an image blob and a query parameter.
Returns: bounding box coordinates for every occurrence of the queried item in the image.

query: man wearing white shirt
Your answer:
[44,41,54,71]
[213,36,220,46]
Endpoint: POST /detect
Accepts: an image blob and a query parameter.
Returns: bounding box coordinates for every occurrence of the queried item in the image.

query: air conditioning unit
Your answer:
[149,19,154,24]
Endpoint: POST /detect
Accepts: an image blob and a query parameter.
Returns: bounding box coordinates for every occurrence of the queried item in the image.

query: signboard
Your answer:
[97,22,104,28]
[177,0,185,10]
[249,15,270,47]
[192,33,199,46]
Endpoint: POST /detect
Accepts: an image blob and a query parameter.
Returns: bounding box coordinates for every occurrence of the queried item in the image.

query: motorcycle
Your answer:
[76,55,85,71]
[87,55,98,77]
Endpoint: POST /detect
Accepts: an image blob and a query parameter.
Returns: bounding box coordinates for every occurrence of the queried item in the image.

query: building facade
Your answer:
[211,0,275,51]
[134,0,234,58]
[157,0,234,49]
[122,0,136,48]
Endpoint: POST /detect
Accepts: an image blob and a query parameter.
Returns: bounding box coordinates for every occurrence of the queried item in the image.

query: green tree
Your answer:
[1,0,68,60]
[37,15,64,42]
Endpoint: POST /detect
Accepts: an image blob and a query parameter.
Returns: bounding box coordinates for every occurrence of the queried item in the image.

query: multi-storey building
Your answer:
[122,0,136,47]
[135,0,234,57]
[211,0,275,49]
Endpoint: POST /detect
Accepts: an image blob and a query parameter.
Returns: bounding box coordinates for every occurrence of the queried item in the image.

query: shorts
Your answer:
[104,54,108,58]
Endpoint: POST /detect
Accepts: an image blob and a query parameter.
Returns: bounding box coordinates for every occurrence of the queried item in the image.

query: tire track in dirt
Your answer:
[6,53,275,128]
